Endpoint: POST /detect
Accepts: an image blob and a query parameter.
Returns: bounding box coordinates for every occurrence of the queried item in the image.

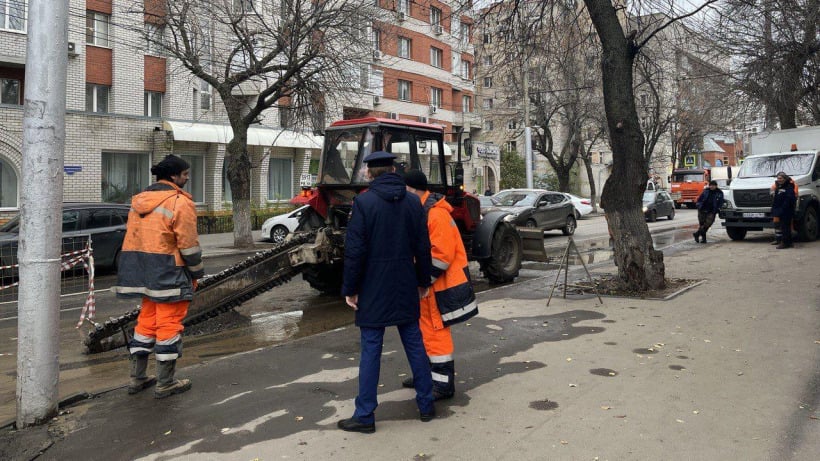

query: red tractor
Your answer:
[289,117,546,294]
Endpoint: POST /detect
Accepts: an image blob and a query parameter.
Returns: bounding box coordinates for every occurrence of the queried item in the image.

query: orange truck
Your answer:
[669,168,710,209]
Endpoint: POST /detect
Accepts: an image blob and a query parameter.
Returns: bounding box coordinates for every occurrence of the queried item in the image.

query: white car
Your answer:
[564,193,594,219]
[261,206,308,244]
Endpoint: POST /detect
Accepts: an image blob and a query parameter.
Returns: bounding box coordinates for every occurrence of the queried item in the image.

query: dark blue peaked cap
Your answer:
[363,150,396,167]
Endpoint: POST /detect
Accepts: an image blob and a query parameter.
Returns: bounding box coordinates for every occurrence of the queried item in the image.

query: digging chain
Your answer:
[83,231,317,351]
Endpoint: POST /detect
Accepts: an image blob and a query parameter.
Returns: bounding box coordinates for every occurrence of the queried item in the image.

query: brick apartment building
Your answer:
[0,0,489,220]
[0,0,322,222]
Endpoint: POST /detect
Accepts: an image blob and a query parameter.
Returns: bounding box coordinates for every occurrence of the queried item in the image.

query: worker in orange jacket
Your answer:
[112,155,204,399]
[401,170,478,399]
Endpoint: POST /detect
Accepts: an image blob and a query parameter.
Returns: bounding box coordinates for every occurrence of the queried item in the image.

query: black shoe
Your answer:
[692,232,699,243]
[420,408,436,422]
[770,240,780,245]
[401,376,414,388]
[337,417,375,434]
[433,389,454,401]
[700,238,707,244]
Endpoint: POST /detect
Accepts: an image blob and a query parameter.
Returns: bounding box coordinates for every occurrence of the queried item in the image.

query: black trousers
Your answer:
[779,215,793,246]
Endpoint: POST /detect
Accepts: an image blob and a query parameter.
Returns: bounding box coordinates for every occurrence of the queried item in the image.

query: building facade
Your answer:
[0,0,322,221]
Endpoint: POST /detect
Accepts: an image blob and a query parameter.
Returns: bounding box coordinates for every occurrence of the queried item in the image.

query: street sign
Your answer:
[299,173,315,187]
[684,155,695,167]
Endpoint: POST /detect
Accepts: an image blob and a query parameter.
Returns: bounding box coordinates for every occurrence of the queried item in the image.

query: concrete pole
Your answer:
[17,0,68,427]
[525,127,533,189]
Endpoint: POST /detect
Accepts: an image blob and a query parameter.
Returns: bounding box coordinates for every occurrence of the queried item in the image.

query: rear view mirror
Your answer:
[463,138,472,159]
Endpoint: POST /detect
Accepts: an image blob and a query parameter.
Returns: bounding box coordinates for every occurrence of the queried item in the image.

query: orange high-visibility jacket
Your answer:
[112,180,204,302]
[421,191,478,326]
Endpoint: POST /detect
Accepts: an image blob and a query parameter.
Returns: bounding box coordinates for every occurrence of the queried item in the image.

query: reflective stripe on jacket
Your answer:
[421,191,478,327]
[112,180,203,302]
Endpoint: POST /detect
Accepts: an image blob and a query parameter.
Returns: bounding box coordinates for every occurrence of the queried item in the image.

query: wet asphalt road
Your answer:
[0,210,702,423]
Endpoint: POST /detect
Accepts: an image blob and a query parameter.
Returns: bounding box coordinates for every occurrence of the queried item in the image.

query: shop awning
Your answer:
[162,120,323,149]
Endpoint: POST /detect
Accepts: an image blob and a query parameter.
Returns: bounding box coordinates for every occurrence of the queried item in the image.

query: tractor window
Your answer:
[321,130,361,184]
[382,129,421,176]
[415,136,445,186]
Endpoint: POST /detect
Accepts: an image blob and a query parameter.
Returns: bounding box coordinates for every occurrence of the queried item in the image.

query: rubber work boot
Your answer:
[128,354,156,395]
[154,360,192,399]
[692,231,700,243]
[431,361,455,400]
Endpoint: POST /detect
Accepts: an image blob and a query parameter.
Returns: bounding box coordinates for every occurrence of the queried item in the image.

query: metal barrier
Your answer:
[0,235,93,303]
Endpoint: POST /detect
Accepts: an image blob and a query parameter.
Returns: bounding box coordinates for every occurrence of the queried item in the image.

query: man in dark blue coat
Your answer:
[337,151,435,433]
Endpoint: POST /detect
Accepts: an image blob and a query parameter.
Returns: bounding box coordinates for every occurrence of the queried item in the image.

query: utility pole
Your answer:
[523,54,533,188]
[17,0,68,427]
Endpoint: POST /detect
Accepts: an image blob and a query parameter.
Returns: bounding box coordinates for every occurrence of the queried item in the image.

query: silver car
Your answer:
[486,189,577,235]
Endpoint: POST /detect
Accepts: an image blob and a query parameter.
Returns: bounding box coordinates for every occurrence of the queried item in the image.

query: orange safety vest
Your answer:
[421,191,478,326]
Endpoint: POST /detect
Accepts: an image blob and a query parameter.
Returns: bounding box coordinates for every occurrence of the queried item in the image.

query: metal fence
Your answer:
[197,209,291,235]
[0,235,92,303]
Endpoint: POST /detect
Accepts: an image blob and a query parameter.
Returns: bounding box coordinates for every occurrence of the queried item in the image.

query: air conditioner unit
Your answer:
[373,95,381,105]
[397,11,406,22]
[433,25,443,36]
[388,112,399,120]
[429,105,438,115]
[418,116,429,124]
[373,50,382,61]
[67,41,79,57]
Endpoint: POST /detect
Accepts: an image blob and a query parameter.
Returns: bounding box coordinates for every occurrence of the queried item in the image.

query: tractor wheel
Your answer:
[302,263,344,295]
[479,222,522,284]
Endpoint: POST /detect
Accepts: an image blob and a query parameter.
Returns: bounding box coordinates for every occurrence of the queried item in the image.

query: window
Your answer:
[430,47,443,68]
[279,106,291,128]
[200,80,211,110]
[0,157,18,208]
[234,0,254,13]
[144,23,164,55]
[62,210,80,232]
[398,79,411,101]
[268,158,293,201]
[360,65,370,89]
[84,209,117,229]
[507,119,517,130]
[482,98,493,110]
[397,0,409,14]
[398,37,411,58]
[144,91,162,117]
[460,22,470,46]
[101,152,149,203]
[482,55,492,66]
[430,7,441,25]
[462,95,471,113]
[192,88,199,118]
[484,77,493,88]
[431,87,442,108]
[484,120,494,131]
[461,61,471,79]
[506,141,517,153]
[1,0,26,31]
[86,84,109,113]
[180,154,204,203]
[86,12,110,47]
[452,53,461,76]
[372,27,381,50]
[1,78,20,105]
[483,32,491,44]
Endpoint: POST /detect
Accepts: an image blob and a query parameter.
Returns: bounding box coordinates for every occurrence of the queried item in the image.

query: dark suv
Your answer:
[0,203,130,274]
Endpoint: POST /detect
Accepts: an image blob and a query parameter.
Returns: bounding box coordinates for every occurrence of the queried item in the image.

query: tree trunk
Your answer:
[582,156,598,213]
[225,134,255,249]
[584,0,665,290]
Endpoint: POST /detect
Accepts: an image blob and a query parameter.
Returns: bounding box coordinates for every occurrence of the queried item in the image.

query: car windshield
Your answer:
[737,153,815,178]
[0,217,19,233]
[642,192,656,202]
[672,173,705,182]
[494,191,537,207]
[479,196,494,207]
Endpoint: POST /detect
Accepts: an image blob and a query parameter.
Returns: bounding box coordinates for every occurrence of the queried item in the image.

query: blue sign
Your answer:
[64,165,82,175]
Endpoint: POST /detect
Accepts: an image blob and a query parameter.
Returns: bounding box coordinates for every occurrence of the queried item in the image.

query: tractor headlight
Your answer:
[642,206,648,212]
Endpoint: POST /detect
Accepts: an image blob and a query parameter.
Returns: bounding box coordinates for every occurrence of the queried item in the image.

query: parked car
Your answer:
[261,206,308,243]
[563,193,594,219]
[478,195,495,215]
[0,203,130,275]
[642,190,676,222]
[485,189,577,235]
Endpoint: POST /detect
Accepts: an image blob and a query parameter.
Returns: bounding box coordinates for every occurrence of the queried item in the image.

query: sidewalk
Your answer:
[198,230,276,259]
[2,236,818,460]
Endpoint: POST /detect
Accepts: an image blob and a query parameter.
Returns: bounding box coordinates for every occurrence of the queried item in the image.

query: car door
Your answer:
[533,193,550,228]
[541,193,564,229]
[657,192,671,216]
[80,208,125,267]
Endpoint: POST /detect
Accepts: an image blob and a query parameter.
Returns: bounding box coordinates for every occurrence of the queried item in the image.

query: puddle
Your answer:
[632,348,659,355]
[669,365,686,371]
[590,368,618,377]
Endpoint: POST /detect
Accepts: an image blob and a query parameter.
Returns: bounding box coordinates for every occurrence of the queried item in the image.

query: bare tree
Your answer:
[712,0,819,129]
[132,0,382,247]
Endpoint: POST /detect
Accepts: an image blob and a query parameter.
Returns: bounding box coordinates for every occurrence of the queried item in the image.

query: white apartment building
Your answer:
[0,0,322,222]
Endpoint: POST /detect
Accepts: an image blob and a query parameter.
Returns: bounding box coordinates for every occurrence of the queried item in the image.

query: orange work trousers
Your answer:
[134,297,189,342]
[419,296,454,358]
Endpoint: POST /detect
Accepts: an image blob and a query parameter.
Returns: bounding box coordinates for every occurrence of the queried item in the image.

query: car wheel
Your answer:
[648,210,657,222]
[270,225,289,244]
[525,219,537,228]
[668,208,675,220]
[726,227,747,241]
[575,209,581,220]
[561,215,577,235]
[674,203,682,209]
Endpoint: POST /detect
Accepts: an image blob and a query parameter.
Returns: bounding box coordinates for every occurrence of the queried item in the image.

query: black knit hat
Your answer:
[151,155,190,180]
[402,169,428,191]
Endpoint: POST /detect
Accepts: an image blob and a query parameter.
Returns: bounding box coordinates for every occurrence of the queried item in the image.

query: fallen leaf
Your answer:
[737,371,744,376]
[608,372,616,376]
[398,373,407,377]
[704,339,711,343]
[693,410,700,415]
[614,415,627,418]
[566,357,572,362]
[601,406,611,410]
[636,324,646,327]
[295,416,304,421]
[164,430,172,436]
[220,428,230,434]
[560,440,568,445]
[676,419,685,423]
[815,340,820,344]
[569,383,577,387]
